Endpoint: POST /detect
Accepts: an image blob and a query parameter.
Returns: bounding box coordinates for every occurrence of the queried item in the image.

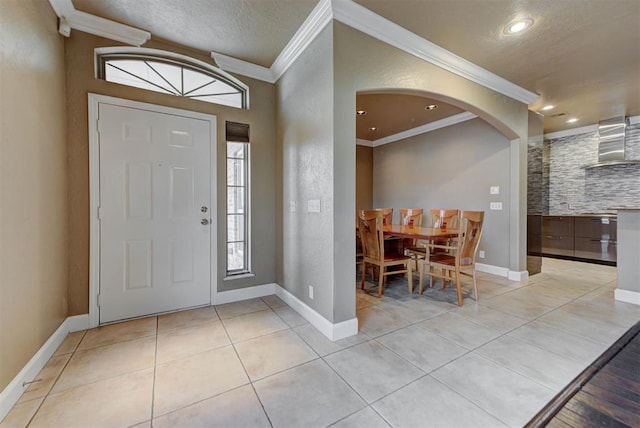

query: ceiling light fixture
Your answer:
[504,18,533,35]
[425,104,438,111]
[369,127,378,131]
[541,105,555,111]
[356,110,367,115]
[566,118,579,123]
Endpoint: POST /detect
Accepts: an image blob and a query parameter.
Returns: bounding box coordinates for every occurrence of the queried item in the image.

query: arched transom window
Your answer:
[95,47,248,109]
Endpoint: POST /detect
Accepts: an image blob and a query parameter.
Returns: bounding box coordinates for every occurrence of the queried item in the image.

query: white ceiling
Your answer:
[70,0,640,135]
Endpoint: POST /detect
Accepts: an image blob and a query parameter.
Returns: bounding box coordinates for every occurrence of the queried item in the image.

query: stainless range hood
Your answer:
[583,117,640,168]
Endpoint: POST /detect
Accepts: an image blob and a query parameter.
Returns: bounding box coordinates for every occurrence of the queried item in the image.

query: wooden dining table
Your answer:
[382,224,458,241]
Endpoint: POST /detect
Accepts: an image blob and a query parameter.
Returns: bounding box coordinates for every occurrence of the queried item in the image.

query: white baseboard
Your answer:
[508,270,529,282]
[212,283,276,305]
[475,263,528,282]
[475,263,509,278]
[615,288,640,306]
[274,285,358,341]
[0,314,89,422]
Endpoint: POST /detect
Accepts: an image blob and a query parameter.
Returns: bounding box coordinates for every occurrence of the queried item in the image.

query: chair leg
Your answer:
[377,267,384,297]
[360,262,366,290]
[418,261,424,294]
[455,271,463,306]
[472,269,478,302]
[407,262,413,294]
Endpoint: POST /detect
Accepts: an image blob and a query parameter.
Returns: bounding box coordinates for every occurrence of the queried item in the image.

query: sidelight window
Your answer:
[226,122,250,275]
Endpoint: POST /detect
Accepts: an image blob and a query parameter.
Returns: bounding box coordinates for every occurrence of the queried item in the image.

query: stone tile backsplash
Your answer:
[545,123,640,215]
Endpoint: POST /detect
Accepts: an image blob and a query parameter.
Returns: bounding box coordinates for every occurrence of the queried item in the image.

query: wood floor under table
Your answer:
[527,321,640,428]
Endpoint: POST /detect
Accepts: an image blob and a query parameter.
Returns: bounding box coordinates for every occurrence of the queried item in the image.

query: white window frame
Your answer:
[225,141,251,276]
[94,47,250,109]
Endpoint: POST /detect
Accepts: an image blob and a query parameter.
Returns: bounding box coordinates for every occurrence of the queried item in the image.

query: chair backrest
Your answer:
[374,207,394,225]
[358,210,384,262]
[457,210,484,266]
[399,208,424,226]
[428,209,459,230]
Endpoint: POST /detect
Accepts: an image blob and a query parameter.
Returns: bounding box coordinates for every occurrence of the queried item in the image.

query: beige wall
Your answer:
[0,0,68,390]
[65,32,277,314]
[332,23,530,316]
[373,118,512,267]
[356,145,373,210]
[276,25,337,321]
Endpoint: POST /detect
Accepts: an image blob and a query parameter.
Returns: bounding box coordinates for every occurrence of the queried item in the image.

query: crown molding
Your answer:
[371,112,477,147]
[543,114,640,140]
[544,124,598,140]
[271,0,333,81]
[212,52,275,83]
[332,0,538,104]
[356,138,373,147]
[48,0,150,46]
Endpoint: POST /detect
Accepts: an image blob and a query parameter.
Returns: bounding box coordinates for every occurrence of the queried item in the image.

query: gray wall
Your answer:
[372,118,512,268]
[356,145,373,210]
[276,26,336,322]
[546,123,640,215]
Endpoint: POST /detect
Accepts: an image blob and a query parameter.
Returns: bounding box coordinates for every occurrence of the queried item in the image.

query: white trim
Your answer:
[356,138,373,147]
[332,0,538,104]
[371,112,477,147]
[543,115,640,140]
[475,263,509,278]
[88,94,218,328]
[213,283,276,305]
[48,0,150,46]
[223,273,256,281]
[211,52,275,84]
[614,288,640,306]
[544,124,598,140]
[271,0,333,81]
[274,285,358,341]
[96,47,250,108]
[0,314,89,422]
[508,270,529,282]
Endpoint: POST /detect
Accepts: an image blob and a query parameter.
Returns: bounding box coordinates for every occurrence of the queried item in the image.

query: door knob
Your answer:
[201,219,209,225]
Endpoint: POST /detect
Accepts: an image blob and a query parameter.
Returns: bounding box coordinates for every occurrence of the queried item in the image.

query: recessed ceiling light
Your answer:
[566,118,579,123]
[356,110,367,115]
[369,127,378,131]
[541,105,555,111]
[504,18,533,35]
[425,104,438,111]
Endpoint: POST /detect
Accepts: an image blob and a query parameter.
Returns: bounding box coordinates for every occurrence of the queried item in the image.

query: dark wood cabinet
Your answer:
[574,216,617,262]
[539,215,617,264]
[542,216,575,256]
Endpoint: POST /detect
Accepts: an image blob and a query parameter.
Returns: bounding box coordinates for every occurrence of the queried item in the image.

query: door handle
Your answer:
[201,219,210,225]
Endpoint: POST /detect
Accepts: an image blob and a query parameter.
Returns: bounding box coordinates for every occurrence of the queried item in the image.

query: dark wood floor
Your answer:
[527,321,640,428]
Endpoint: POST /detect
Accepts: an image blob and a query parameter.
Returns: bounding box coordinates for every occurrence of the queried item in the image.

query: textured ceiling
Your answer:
[73,0,317,67]
[71,0,640,134]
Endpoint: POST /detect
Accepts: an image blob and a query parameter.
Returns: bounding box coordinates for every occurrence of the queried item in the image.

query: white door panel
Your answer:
[98,103,212,323]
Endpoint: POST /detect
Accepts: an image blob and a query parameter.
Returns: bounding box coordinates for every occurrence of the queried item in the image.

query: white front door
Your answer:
[98,102,212,323]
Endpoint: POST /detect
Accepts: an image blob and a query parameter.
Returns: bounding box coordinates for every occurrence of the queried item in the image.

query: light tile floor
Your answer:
[2,258,639,427]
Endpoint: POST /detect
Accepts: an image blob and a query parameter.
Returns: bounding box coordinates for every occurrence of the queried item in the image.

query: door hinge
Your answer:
[97,293,101,307]
[97,207,103,220]
[97,119,103,134]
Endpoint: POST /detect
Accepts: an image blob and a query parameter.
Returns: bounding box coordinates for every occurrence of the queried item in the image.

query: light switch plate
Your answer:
[490,186,500,195]
[308,199,321,213]
[490,202,503,210]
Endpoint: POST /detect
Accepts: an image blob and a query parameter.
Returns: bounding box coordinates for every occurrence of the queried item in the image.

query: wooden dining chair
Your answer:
[418,210,484,306]
[398,208,424,269]
[405,208,459,268]
[374,207,394,225]
[358,210,413,297]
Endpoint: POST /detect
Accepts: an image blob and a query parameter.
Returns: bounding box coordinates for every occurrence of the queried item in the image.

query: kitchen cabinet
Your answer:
[538,215,617,264]
[542,216,574,257]
[574,216,617,262]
